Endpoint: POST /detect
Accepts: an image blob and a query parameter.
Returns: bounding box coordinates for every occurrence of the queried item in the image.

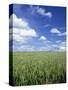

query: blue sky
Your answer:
[9,4,66,51]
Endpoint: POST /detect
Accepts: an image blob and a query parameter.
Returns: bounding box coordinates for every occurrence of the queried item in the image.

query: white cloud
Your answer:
[39,46,50,51]
[45,12,52,18]
[44,24,52,28]
[50,28,60,34]
[12,28,37,37]
[13,33,26,43]
[9,14,28,28]
[52,41,66,51]
[17,45,35,51]
[36,7,46,15]
[9,14,37,44]
[50,28,66,36]
[9,14,38,51]
[52,44,58,48]
[60,41,66,47]
[55,40,61,43]
[30,6,52,18]
[9,14,66,52]
[59,46,66,51]
[39,40,66,51]
[39,36,47,40]
[57,32,66,36]
[20,28,37,37]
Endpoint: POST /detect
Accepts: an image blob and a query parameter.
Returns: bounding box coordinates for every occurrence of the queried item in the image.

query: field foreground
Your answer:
[12,52,66,86]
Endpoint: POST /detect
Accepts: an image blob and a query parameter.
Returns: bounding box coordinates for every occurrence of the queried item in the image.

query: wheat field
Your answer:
[10,52,66,86]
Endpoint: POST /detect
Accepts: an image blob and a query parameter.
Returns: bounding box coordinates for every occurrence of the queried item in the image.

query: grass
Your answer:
[11,51,66,86]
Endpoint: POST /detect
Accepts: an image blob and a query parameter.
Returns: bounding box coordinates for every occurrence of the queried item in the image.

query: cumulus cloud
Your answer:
[9,13,66,52]
[50,28,66,36]
[9,13,38,51]
[9,14,37,43]
[36,7,46,15]
[44,24,52,28]
[30,6,52,18]
[50,28,60,34]
[20,28,37,37]
[12,28,37,37]
[14,45,35,51]
[52,41,66,51]
[59,46,66,51]
[55,40,61,43]
[39,40,66,52]
[9,14,28,28]
[39,36,47,40]
[44,12,52,18]
[57,32,66,36]
[59,42,66,51]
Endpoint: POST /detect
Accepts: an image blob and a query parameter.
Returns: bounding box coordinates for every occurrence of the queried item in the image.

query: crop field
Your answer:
[12,52,66,86]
